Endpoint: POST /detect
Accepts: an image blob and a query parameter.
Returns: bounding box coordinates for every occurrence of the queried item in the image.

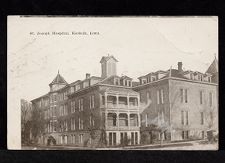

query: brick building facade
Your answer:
[31,55,218,147]
[133,60,218,144]
[31,55,141,147]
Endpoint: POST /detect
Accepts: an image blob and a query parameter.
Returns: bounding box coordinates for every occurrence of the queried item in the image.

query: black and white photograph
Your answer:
[7,16,218,150]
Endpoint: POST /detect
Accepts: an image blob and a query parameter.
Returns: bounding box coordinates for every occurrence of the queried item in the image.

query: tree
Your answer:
[21,99,32,144]
[30,103,45,144]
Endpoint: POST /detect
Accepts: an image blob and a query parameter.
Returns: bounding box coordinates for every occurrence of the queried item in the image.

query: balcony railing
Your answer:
[106,125,139,130]
[106,103,138,109]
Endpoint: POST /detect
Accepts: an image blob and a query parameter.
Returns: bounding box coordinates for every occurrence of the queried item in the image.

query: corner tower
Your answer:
[49,70,68,92]
[100,54,118,78]
[206,56,218,83]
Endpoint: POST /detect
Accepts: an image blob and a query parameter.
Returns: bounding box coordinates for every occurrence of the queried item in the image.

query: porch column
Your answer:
[105,111,108,129]
[105,92,108,108]
[138,113,141,127]
[128,113,130,130]
[117,112,119,130]
[127,95,130,108]
[138,132,141,144]
[116,95,119,106]
[137,95,140,107]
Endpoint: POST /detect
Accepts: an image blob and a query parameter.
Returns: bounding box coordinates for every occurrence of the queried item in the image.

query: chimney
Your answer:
[86,73,91,79]
[178,62,183,72]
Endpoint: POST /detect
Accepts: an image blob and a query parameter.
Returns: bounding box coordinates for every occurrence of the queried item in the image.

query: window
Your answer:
[181,111,188,125]
[64,104,68,115]
[71,100,76,113]
[128,80,132,87]
[200,75,203,81]
[83,81,89,88]
[53,106,56,117]
[147,76,151,83]
[89,115,94,127]
[180,89,183,103]
[209,92,213,107]
[200,91,203,104]
[181,111,184,125]
[208,77,211,82]
[185,89,188,103]
[181,89,188,103]
[79,98,83,111]
[201,112,204,125]
[90,95,95,109]
[63,121,68,131]
[71,118,75,130]
[54,94,57,102]
[160,89,164,104]
[135,132,138,145]
[79,118,83,130]
[79,134,83,144]
[76,84,80,91]
[71,134,76,144]
[53,120,57,132]
[190,73,193,80]
[59,105,63,116]
[151,76,156,81]
[71,87,75,93]
[186,111,189,125]
[115,78,120,85]
[157,90,160,104]
[142,79,147,84]
[182,131,189,140]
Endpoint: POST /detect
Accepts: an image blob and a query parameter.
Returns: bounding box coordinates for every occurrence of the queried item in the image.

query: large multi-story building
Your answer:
[133,59,218,144]
[31,55,218,147]
[31,55,141,147]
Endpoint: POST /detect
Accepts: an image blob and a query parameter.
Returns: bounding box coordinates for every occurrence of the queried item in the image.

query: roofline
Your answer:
[98,83,135,89]
[133,76,218,89]
[31,93,49,102]
[68,83,100,97]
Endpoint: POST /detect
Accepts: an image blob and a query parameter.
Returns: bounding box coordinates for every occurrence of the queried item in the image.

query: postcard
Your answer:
[7,16,218,150]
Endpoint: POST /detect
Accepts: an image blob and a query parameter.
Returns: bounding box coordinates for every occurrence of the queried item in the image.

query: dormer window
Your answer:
[190,73,193,80]
[147,76,151,83]
[114,78,120,85]
[124,80,127,86]
[128,80,132,87]
[71,86,75,93]
[198,74,203,81]
[151,76,156,81]
[142,79,147,84]
[76,84,80,91]
[83,81,89,88]
[208,76,211,82]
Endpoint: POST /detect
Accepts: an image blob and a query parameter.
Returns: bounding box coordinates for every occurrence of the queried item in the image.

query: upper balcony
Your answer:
[101,94,139,111]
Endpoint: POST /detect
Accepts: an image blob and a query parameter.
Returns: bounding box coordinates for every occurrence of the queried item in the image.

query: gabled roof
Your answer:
[100,55,118,63]
[162,69,188,79]
[206,57,218,74]
[121,75,132,80]
[49,71,68,86]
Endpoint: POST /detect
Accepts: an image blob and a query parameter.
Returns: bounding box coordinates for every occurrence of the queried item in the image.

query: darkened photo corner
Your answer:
[7,16,218,150]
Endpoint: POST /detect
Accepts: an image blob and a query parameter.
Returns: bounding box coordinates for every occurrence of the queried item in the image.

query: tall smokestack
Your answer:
[178,62,183,73]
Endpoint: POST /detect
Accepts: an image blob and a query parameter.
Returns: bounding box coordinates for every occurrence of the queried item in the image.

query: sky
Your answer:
[8,16,218,102]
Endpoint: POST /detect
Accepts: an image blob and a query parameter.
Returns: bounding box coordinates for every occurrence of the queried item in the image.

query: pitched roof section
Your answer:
[206,57,218,74]
[100,86,138,95]
[100,55,118,63]
[49,72,68,86]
